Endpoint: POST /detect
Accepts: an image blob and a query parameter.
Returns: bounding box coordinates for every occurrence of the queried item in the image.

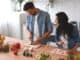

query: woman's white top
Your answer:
[60,34,68,49]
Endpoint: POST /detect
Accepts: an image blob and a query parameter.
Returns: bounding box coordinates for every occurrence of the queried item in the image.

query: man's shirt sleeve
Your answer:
[26,16,29,30]
[46,13,53,32]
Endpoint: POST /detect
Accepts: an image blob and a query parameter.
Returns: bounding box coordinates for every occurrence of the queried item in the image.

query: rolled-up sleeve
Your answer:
[55,32,61,42]
[46,13,53,32]
[73,26,80,46]
[26,16,29,30]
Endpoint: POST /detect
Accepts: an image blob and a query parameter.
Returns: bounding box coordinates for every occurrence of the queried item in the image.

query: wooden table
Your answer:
[0,37,68,60]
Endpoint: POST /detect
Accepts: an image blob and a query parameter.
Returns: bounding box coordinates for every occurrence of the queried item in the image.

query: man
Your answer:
[23,2,53,45]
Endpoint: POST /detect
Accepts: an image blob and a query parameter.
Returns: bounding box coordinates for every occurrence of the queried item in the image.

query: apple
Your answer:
[11,42,21,51]
[11,45,18,56]
[11,44,18,55]
[13,49,18,55]
[15,42,21,49]
[11,43,21,56]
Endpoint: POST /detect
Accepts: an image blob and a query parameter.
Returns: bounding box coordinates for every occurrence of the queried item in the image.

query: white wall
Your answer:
[49,0,80,23]
[0,0,11,36]
[0,0,21,39]
[7,12,21,39]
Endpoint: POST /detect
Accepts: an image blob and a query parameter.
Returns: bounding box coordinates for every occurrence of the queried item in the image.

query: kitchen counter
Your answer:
[0,37,68,60]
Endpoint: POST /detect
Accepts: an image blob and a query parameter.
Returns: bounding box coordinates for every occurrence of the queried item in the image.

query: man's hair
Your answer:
[23,2,35,11]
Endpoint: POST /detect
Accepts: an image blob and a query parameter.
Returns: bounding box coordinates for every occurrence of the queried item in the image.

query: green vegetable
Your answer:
[38,53,50,60]
[2,45,9,53]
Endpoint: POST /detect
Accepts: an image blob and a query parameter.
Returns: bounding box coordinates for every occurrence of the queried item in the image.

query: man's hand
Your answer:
[32,31,52,45]
[26,29,32,40]
[28,32,32,40]
[32,40,40,45]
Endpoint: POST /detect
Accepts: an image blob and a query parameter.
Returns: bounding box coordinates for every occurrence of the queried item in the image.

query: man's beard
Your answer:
[32,11,38,16]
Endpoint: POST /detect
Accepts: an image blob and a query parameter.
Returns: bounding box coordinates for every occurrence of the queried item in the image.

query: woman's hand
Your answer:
[57,41,64,46]
[67,44,78,54]
[73,44,78,50]
[72,44,78,54]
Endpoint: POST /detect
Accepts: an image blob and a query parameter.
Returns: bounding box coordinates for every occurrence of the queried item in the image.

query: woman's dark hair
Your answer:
[56,12,74,38]
[56,12,68,24]
[23,2,34,11]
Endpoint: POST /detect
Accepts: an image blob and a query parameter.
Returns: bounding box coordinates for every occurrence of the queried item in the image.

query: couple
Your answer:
[23,2,80,50]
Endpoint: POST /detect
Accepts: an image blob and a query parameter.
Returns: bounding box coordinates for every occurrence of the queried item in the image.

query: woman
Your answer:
[55,12,80,50]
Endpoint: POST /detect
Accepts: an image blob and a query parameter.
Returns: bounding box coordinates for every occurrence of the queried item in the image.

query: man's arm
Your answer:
[26,29,32,40]
[32,13,53,45]
[25,15,33,40]
[32,31,52,45]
